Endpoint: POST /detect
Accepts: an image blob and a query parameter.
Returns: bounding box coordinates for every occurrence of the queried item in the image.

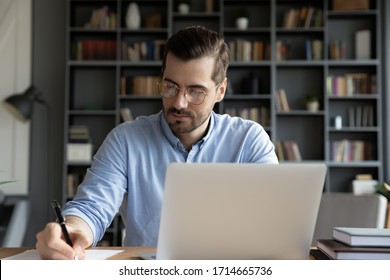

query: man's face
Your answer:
[161,53,225,138]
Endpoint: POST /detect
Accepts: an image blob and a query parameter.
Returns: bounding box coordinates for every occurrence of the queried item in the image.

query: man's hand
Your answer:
[35,216,93,260]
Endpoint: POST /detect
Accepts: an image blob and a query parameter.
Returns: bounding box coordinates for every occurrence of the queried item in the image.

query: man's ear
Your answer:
[216,78,227,102]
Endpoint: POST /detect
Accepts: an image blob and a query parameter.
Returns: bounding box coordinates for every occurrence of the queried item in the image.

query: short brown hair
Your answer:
[162,26,229,84]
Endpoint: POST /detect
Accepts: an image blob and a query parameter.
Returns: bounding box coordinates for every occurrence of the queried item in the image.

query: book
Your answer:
[283,140,295,161]
[333,227,390,247]
[277,88,290,112]
[355,29,371,60]
[291,141,302,161]
[355,174,373,180]
[275,140,284,161]
[317,239,390,260]
[309,248,330,260]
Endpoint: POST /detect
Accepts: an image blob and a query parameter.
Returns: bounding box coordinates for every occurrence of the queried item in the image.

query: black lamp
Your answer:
[2,85,45,122]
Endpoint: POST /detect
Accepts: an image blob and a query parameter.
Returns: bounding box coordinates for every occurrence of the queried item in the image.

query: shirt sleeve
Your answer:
[244,122,279,164]
[63,127,128,246]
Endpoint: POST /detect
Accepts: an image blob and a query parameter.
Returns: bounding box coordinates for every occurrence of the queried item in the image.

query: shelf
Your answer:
[276,27,325,33]
[68,110,117,115]
[328,94,378,100]
[328,127,379,133]
[224,94,271,100]
[277,110,325,116]
[327,10,378,18]
[327,60,380,66]
[328,161,381,168]
[64,0,383,243]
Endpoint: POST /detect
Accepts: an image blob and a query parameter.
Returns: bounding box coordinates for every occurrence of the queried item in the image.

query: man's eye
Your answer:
[165,82,175,89]
[188,88,204,95]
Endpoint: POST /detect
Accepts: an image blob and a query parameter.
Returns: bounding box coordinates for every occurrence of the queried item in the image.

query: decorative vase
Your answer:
[178,3,190,14]
[306,101,319,112]
[126,2,141,29]
[236,17,249,30]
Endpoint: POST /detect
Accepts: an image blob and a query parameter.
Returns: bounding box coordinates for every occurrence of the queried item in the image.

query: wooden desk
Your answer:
[1,246,316,260]
[0,246,156,260]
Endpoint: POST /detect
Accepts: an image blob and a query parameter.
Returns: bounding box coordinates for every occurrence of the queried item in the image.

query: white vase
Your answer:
[236,17,249,30]
[126,2,141,29]
[178,3,190,14]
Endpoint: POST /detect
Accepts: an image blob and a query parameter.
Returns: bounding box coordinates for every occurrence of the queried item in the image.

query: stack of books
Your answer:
[314,227,390,260]
[67,125,93,162]
[68,125,90,143]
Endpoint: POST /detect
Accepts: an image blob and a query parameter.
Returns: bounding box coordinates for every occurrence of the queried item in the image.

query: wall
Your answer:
[0,0,31,195]
[23,0,66,245]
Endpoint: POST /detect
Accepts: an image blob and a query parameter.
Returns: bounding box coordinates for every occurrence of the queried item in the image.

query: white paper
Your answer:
[2,249,124,260]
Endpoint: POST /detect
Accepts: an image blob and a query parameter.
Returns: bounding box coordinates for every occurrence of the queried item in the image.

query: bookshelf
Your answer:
[64,0,383,245]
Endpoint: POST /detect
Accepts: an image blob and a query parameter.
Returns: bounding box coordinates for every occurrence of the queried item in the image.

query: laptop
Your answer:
[142,162,327,260]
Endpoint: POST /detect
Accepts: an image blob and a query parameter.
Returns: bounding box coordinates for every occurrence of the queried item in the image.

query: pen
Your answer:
[51,200,77,259]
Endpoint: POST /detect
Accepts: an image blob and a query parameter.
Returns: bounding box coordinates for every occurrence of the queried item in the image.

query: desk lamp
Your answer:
[2,85,46,122]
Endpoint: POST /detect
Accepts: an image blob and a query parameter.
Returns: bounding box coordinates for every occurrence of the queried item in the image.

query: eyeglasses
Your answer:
[158,80,220,105]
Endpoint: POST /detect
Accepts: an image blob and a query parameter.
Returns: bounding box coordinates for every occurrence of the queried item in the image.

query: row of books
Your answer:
[69,125,90,143]
[329,29,371,60]
[347,105,375,127]
[274,88,290,112]
[306,39,323,60]
[70,37,369,63]
[68,125,93,162]
[84,5,117,30]
[71,39,116,60]
[67,172,85,198]
[326,73,377,96]
[275,140,302,161]
[275,40,291,61]
[276,39,323,61]
[120,75,160,96]
[282,6,323,29]
[224,107,270,126]
[315,227,390,260]
[121,40,166,61]
[330,139,375,162]
[228,40,270,62]
[329,40,346,60]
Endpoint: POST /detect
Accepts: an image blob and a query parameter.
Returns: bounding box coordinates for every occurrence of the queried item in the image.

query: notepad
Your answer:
[2,249,123,260]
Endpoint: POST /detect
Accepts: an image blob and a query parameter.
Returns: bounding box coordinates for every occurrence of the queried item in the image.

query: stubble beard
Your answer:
[164,108,209,135]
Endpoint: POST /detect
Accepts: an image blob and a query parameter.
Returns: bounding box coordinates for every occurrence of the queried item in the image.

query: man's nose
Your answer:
[172,89,189,108]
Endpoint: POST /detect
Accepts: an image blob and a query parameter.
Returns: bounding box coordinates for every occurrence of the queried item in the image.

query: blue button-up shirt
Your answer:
[63,111,278,246]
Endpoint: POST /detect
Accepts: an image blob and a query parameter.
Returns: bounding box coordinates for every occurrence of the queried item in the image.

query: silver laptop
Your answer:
[147,162,327,260]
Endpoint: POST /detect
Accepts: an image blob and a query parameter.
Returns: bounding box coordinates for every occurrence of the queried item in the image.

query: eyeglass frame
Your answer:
[158,79,221,105]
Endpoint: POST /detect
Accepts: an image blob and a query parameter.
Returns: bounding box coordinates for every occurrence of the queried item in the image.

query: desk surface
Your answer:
[0,246,156,260]
[1,246,318,260]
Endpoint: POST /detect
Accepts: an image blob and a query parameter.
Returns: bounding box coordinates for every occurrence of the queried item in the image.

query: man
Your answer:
[36,26,278,259]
